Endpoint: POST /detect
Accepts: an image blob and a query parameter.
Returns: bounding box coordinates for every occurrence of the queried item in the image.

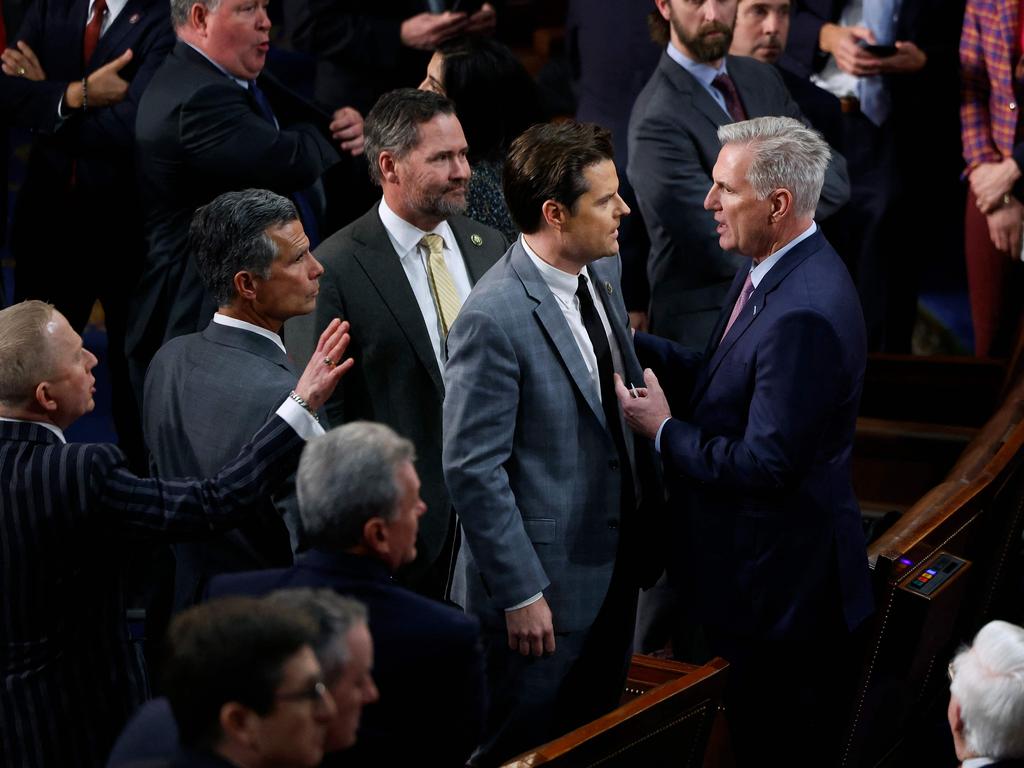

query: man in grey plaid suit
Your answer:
[443,121,664,766]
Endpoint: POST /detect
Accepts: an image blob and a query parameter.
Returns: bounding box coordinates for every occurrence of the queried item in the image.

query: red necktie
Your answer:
[82,0,108,66]
[712,72,748,123]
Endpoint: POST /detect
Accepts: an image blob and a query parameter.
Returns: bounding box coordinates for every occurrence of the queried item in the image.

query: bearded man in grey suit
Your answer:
[443,121,664,767]
[145,189,353,612]
[629,0,849,350]
[286,88,506,599]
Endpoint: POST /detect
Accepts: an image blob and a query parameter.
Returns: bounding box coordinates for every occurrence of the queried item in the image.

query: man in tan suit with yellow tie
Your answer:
[285,88,507,599]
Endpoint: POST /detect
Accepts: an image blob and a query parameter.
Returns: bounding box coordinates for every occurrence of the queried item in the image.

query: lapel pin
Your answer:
[129,12,141,22]
[604,281,613,295]
[752,305,757,315]
[470,234,483,246]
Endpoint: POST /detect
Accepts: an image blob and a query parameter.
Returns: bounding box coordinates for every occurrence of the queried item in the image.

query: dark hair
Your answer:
[364,88,457,185]
[436,36,541,164]
[503,121,615,234]
[189,189,298,306]
[648,11,670,46]
[162,597,317,751]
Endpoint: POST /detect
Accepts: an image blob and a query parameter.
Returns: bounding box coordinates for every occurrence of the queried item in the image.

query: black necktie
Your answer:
[248,80,321,248]
[576,274,635,513]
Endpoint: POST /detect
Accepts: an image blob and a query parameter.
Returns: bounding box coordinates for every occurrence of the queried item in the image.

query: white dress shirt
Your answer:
[89,0,129,36]
[379,198,473,371]
[811,0,864,99]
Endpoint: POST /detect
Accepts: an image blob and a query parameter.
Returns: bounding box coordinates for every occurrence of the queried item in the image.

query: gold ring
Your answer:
[17,67,26,76]
[1004,193,1013,206]
[323,357,335,367]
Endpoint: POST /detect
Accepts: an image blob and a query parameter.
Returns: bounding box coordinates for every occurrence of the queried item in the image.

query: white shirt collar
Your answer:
[666,41,727,89]
[378,198,458,262]
[749,221,817,288]
[521,236,586,304]
[0,416,66,443]
[212,313,287,354]
[962,759,1000,768]
[89,0,129,23]
[181,40,250,89]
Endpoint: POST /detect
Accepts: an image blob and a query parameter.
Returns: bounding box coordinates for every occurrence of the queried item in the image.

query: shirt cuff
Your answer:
[506,592,543,612]
[276,397,326,440]
[654,417,672,453]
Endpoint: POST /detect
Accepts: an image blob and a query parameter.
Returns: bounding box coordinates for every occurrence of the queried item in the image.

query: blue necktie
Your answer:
[858,0,901,126]
[249,80,321,248]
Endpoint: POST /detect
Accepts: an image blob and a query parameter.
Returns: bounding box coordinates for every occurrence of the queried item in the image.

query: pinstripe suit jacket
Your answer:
[0,415,302,768]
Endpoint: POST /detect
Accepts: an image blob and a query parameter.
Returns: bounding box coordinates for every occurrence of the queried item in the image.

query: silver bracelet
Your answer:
[289,390,319,422]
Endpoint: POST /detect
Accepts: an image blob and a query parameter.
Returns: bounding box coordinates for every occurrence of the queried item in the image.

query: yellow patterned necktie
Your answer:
[420,233,462,336]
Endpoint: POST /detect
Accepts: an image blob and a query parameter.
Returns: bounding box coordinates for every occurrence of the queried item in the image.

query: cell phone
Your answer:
[857,40,898,57]
[448,0,484,12]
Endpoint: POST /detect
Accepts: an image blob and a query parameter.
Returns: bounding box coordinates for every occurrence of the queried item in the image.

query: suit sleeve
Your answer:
[959,0,998,171]
[659,309,846,491]
[96,414,304,538]
[634,330,703,412]
[179,82,339,192]
[785,0,834,76]
[443,306,551,609]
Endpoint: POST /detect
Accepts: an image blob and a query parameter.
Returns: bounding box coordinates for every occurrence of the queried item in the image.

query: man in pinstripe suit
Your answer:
[0,300,350,768]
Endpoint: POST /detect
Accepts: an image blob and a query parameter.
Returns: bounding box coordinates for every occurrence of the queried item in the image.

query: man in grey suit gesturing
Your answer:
[145,189,353,611]
[444,121,663,766]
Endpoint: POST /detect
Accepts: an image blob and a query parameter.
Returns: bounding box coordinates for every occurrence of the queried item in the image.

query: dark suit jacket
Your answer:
[284,205,506,579]
[0,416,302,768]
[636,227,873,646]
[207,550,486,767]
[627,53,850,350]
[132,40,340,368]
[144,321,303,609]
[6,0,173,298]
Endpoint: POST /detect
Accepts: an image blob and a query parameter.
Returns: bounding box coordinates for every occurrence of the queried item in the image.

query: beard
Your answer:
[675,19,734,62]
[409,183,468,220]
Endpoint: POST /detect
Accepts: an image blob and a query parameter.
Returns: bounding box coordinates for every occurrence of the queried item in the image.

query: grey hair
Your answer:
[170,0,220,28]
[717,116,830,218]
[950,620,1024,759]
[189,188,298,307]
[363,88,457,185]
[297,421,417,550]
[0,300,58,406]
[264,589,367,684]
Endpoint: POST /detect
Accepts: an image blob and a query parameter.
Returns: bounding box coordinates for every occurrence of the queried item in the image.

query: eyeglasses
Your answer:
[276,680,330,710]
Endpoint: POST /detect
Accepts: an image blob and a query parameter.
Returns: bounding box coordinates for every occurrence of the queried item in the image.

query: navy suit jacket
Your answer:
[207,550,486,767]
[0,416,302,768]
[636,227,873,644]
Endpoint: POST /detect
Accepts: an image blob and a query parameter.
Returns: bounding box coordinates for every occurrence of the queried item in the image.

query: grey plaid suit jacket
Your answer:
[443,240,662,634]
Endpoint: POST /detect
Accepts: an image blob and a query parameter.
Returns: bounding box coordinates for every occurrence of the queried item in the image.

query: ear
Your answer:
[379,151,399,185]
[362,517,390,557]
[34,381,59,414]
[654,0,672,21]
[188,2,210,34]
[219,702,257,750]
[768,187,794,223]
[540,199,566,231]
[233,271,260,302]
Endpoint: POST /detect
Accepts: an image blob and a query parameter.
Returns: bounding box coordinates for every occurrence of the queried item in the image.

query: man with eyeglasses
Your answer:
[160,595,341,768]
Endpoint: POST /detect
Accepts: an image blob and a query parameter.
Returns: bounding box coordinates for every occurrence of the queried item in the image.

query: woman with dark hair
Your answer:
[420,35,541,242]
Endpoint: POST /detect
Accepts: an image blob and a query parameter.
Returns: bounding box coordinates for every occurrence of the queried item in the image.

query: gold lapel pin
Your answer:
[129,12,141,22]
[604,281,614,295]
[470,234,483,246]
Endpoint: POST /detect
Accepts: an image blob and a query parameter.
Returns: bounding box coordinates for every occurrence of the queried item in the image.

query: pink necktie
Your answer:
[721,271,755,342]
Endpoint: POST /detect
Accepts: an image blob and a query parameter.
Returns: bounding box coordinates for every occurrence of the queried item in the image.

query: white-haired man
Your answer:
[948,620,1024,767]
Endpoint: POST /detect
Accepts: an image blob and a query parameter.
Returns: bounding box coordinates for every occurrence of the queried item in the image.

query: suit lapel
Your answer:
[511,244,605,427]
[450,216,499,284]
[690,230,822,407]
[727,56,774,119]
[660,53,729,132]
[590,259,643,385]
[90,0,146,67]
[350,211,445,398]
[203,321,298,376]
